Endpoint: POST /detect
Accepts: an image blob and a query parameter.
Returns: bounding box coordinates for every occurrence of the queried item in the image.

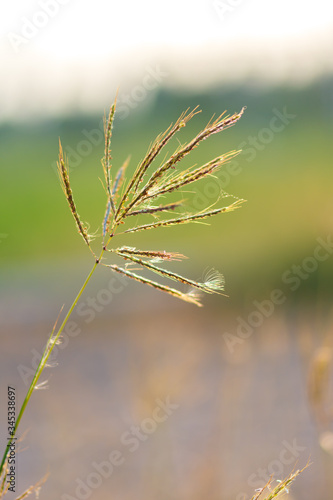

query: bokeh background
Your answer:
[1,1,333,499]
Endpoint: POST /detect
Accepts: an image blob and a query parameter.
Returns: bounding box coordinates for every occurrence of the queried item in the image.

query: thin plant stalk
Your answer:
[0,230,119,477]
[0,258,101,476]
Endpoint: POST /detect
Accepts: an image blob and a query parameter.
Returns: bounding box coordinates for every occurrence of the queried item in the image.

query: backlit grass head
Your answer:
[57,98,246,306]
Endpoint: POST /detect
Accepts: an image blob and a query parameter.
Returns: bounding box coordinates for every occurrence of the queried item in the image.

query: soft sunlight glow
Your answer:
[1,0,333,121]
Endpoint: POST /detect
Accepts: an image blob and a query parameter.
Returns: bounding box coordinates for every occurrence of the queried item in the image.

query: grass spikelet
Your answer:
[101,97,118,238]
[102,200,111,238]
[112,247,187,261]
[108,264,203,306]
[126,200,183,217]
[112,156,130,198]
[57,140,91,247]
[103,98,117,184]
[124,199,245,234]
[103,156,130,238]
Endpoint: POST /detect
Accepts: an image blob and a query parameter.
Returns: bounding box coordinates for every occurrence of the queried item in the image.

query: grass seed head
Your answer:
[57,100,246,306]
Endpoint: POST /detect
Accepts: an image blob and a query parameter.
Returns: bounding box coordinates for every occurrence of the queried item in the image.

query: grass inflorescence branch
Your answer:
[124,200,244,234]
[108,264,203,307]
[57,140,92,249]
[109,250,226,296]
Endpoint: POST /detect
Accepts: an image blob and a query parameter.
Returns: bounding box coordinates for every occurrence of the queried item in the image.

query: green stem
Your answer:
[0,257,101,477]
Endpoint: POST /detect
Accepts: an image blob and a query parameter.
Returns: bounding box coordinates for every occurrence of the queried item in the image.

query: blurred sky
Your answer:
[0,0,333,121]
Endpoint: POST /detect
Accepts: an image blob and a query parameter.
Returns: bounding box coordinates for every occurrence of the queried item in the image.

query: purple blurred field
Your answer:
[1,285,332,500]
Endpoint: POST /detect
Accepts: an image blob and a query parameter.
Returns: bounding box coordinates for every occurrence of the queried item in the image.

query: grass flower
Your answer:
[57,97,246,306]
[0,97,304,499]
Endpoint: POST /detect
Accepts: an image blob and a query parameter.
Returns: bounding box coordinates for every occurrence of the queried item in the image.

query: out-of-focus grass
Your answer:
[1,83,333,298]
